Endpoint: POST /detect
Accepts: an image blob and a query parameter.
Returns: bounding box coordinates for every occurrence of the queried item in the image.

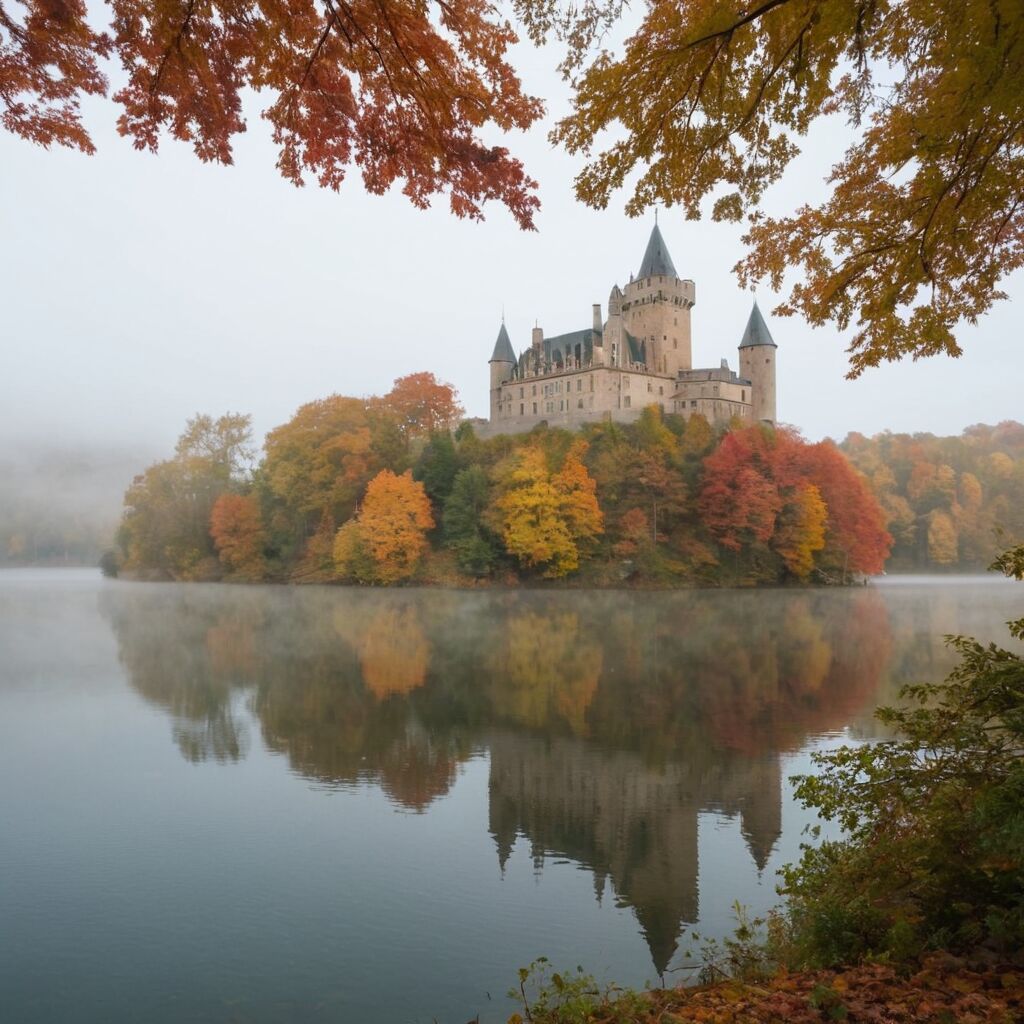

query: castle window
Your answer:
[577,399,583,409]
[519,388,524,398]
[623,376,630,389]
[590,377,594,391]
[690,400,697,408]
[647,381,652,392]
[532,385,537,396]
[659,386,663,395]
[673,338,677,349]
[624,396,631,408]
[577,379,582,391]
[559,400,564,411]
[741,389,746,402]
[533,402,537,414]
[520,403,524,415]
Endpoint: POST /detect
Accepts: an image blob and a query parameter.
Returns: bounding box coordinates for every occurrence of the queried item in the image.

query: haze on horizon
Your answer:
[1,29,1020,462]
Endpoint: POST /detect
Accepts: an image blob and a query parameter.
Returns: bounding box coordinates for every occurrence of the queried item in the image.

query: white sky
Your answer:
[1,23,1020,456]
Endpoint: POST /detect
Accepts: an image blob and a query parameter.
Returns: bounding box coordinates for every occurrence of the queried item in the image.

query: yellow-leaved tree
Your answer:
[773,483,828,581]
[488,441,603,578]
[334,470,434,584]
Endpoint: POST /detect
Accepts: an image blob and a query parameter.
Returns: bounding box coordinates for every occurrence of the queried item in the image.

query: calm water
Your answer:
[1,571,1019,1023]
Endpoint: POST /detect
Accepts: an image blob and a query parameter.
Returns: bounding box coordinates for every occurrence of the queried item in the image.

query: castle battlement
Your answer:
[483,225,777,438]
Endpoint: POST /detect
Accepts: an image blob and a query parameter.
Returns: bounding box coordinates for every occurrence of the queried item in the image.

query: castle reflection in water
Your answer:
[102,582,955,973]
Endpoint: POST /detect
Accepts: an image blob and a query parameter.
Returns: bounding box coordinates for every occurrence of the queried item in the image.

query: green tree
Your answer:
[442,465,499,576]
[781,546,1024,966]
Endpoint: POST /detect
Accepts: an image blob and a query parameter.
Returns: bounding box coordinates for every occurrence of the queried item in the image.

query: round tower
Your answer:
[489,321,516,421]
[737,299,777,424]
[620,224,696,376]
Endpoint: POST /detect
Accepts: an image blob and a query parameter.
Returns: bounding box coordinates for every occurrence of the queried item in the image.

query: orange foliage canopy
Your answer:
[334,468,434,582]
[699,427,890,578]
[382,372,464,442]
[2,0,543,225]
[209,492,266,577]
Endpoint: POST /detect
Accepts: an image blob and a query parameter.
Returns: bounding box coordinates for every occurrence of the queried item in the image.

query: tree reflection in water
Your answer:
[102,583,911,971]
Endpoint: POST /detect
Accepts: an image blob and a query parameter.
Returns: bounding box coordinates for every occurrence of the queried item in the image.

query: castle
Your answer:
[484,224,777,435]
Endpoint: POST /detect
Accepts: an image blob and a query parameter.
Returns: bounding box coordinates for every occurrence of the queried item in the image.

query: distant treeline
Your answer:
[841,421,1024,570]
[0,446,150,567]
[109,372,892,586]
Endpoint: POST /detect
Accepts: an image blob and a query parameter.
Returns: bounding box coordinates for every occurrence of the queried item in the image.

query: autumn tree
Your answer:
[333,469,434,583]
[522,0,1024,374]
[209,493,266,579]
[488,441,603,578]
[119,412,254,578]
[383,373,464,445]
[3,0,543,225]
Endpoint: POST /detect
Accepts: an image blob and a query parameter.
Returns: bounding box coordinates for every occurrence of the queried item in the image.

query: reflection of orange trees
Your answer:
[489,610,601,735]
[699,590,892,754]
[360,607,429,700]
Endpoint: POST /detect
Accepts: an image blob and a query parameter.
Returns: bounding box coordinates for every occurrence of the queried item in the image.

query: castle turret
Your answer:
[621,224,695,376]
[737,299,777,424]
[489,321,516,419]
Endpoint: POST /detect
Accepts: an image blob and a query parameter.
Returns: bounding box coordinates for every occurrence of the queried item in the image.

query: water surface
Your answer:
[0,570,1018,1023]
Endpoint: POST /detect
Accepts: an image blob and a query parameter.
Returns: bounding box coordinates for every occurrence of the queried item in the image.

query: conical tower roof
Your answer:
[637,224,678,278]
[490,321,516,363]
[738,299,777,348]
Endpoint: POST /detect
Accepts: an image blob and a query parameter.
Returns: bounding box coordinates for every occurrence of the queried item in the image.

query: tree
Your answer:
[523,0,1024,375]
[442,464,498,575]
[383,373,464,443]
[262,395,385,543]
[118,412,254,578]
[782,546,1024,966]
[209,492,266,578]
[3,0,543,226]
[773,483,827,580]
[334,468,433,582]
[698,429,781,552]
[488,443,603,578]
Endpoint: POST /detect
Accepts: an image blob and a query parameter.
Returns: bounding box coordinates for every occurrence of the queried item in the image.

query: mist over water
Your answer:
[0,571,1018,1023]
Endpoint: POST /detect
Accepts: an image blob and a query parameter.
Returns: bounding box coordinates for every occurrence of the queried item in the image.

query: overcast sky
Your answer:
[1,25,1020,460]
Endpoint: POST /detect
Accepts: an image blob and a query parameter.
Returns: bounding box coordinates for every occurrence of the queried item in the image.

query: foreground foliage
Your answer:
[113,383,892,585]
[2,0,542,225]
[509,955,1024,1024]
[779,545,1024,967]
[521,0,1024,376]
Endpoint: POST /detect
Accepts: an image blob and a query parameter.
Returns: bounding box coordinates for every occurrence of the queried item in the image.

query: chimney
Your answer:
[592,304,602,332]
[532,326,543,351]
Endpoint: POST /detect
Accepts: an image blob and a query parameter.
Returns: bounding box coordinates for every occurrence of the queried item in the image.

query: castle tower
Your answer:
[489,321,516,419]
[620,224,696,376]
[737,299,777,424]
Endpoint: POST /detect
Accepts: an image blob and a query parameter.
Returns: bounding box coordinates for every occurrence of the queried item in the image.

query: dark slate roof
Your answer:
[738,300,777,349]
[517,327,602,376]
[490,322,516,363]
[625,331,646,365]
[637,224,678,279]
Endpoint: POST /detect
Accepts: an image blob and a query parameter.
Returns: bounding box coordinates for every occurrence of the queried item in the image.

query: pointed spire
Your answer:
[738,298,777,349]
[490,321,516,363]
[637,223,678,278]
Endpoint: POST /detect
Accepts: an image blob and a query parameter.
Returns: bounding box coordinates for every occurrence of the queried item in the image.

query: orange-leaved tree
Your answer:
[334,469,433,583]
[698,425,890,579]
[382,372,464,445]
[209,493,266,579]
[3,0,543,226]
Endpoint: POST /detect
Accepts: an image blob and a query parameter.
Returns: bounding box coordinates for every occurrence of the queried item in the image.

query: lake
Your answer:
[1,570,1019,1023]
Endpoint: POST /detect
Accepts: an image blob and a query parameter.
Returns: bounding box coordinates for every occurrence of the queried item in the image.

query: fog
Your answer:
[1,19,1020,481]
